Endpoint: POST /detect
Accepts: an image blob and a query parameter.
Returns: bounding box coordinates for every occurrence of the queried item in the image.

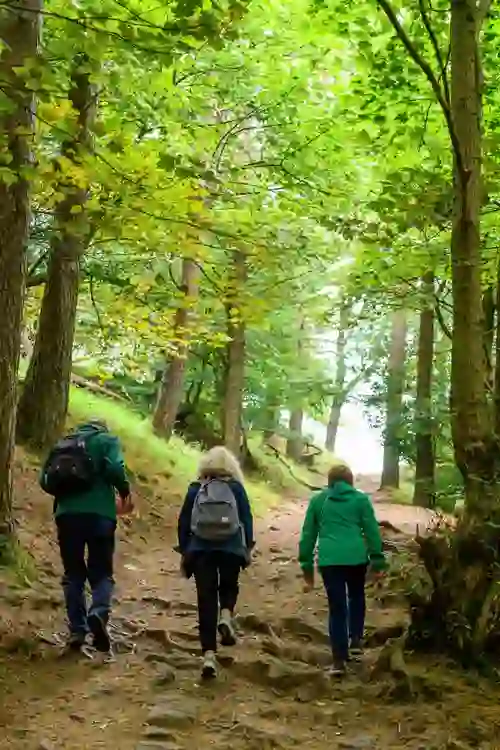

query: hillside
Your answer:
[0,394,498,750]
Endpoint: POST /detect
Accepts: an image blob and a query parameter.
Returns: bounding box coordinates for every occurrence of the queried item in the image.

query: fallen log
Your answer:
[71,373,131,403]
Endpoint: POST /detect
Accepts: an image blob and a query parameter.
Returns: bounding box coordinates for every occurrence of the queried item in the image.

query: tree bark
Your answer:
[449,0,494,517]
[325,300,349,453]
[261,401,279,441]
[17,55,97,449]
[380,308,407,489]
[413,272,436,508]
[286,408,304,462]
[222,250,246,457]
[286,319,305,461]
[153,259,199,439]
[482,286,494,389]
[0,0,41,551]
[494,253,500,438]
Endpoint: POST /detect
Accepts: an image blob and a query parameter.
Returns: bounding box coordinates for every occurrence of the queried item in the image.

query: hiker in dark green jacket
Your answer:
[41,420,132,654]
[299,464,385,675]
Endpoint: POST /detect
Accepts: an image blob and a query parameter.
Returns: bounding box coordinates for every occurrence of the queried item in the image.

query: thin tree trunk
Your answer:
[223,251,246,457]
[261,401,279,441]
[449,0,493,517]
[17,55,97,449]
[482,285,494,390]
[325,301,349,452]
[153,259,199,439]
[413,272,436,508]
[380,308,407,489]
[494,253,500,438]
[0,0,41,551]
[286,408,304,462]
[287,319,305,461]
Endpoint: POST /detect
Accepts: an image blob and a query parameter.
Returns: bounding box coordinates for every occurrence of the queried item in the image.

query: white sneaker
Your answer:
[201,650,217,680]
[218,609,237,646]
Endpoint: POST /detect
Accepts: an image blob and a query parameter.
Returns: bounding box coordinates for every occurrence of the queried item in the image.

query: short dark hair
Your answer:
[327,464,354,487]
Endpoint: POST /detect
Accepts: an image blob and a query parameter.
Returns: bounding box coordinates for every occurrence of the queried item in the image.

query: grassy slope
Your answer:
[67,388,320,515]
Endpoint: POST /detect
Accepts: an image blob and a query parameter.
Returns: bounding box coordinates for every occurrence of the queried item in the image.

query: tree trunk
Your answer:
[0,0,41,553]
[222,251,246,457]
[494,253,500,438]
[325,301,349,452]
[286,408,304,462]
[448,0,493,516]
[413,272,436,508]
[153,259,199,439]
[380,308,407,489]
[408,2,500,662]
[482,285,494,389]
[17,56,97,449]
[261,401,279,441]
[286,318,305,461]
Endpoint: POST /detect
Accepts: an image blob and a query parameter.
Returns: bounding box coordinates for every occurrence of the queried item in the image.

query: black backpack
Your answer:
[41,433,97,497]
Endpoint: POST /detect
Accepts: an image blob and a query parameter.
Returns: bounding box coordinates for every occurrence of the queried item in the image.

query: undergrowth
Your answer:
[68,388,324,514]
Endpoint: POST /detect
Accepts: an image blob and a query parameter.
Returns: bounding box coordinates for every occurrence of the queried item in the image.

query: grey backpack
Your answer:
[190,479,240,541]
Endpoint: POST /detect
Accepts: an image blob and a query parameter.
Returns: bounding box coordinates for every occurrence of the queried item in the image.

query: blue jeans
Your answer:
[320,564,367,662]
[56,514,116,636]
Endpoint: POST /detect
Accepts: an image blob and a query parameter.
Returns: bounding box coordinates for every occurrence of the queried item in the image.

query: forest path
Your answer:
[0,488,495,750]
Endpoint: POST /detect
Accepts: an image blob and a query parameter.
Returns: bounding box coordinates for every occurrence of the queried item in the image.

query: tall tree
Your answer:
[380,307,407,489]
[413,272,436,508]
[153,258,199,439]
[376,0,499,657]
[325,299,349,453]
[0,0,42,554]
[17,55,97,448]
[287,319,305,461]
[223,250,246,457]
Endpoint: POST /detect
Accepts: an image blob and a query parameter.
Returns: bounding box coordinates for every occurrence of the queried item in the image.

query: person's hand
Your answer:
[180,557,189,579]
[371,570,385,583]
[117,494,134,516]
[302,570,314,592]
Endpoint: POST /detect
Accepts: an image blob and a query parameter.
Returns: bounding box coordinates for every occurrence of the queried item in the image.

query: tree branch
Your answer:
[376,0,463,174]
[434,296,452,340]
[418,0,450,105]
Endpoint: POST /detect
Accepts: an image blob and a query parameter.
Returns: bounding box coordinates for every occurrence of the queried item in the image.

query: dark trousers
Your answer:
[192,551,241,653]
[320,564,367,662]
[56,513,116,635]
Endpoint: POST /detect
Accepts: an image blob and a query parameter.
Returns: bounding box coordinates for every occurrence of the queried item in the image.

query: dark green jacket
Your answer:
[42,423,130,520]
[299,481,386,573]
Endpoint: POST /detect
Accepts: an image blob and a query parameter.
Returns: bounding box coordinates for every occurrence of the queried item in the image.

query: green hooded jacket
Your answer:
[41,423,130,520]
[298,481,386,572]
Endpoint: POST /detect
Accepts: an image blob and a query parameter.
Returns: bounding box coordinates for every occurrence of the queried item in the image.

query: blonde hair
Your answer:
[197,446,244,484]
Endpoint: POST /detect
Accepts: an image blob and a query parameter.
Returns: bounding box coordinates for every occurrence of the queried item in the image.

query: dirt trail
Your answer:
[0,481,498,750]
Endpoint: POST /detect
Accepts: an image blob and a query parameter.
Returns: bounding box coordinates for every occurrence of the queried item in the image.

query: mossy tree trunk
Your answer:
[153,259,199,440]
[413,272,436,508]
[223,250,246,457]
[380,308,407,489]
[325,300,349,453]
[17,55,97,449]
[0,0,42,554]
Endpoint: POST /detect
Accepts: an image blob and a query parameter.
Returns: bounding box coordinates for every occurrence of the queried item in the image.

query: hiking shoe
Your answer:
[349,639,364,660]
[218,610,237,647]
[88,613,111,653]
[201,651,217,680]
[328,660,347,678]
[66,632,86,652]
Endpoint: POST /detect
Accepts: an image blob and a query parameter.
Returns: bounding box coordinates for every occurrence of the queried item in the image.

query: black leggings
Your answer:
[192,551,241,653]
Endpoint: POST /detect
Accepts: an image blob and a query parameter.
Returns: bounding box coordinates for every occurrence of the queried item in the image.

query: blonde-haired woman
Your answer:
[177,446,254,679]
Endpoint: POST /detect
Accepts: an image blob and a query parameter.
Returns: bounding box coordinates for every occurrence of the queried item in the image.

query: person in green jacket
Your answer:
[41,420,133,653]
[298,464,385,675]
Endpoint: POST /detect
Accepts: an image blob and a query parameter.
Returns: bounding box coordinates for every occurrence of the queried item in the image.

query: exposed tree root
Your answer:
[407,516,500,664]
[370,637,415,701]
